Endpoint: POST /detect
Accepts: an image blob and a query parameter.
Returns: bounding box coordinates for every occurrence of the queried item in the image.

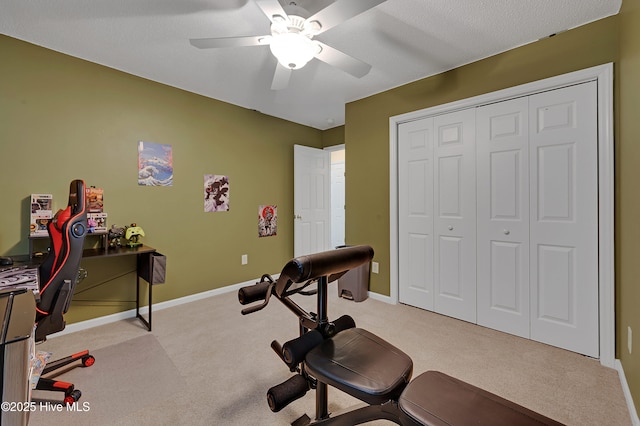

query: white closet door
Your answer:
[398,118,435,310]
[476,97,530,338]
[433,109,477,323]
[529,82,599,358]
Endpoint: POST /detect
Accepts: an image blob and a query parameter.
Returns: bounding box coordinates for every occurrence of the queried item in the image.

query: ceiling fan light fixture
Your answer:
[269,32,320,70]
[303,20,322,35]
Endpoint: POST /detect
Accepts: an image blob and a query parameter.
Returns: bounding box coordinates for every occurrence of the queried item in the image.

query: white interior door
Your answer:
[294,144,331,257]
[476,97,530,338]
[398,118,435,310]
[529,82,599,358]
[433,109,477,323]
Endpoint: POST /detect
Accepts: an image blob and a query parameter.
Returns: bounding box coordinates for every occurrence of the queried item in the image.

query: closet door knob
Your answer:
[503,229,510,235]
[448,225,454,231]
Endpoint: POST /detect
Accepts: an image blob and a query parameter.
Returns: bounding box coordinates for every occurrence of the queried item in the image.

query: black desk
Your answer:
[82,244,158,331]
[17,243,159,331]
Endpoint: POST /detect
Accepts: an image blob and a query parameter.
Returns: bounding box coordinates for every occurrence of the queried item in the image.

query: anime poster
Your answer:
[204,175,230,212]
[258,205,277,237]
[138,141,173,186]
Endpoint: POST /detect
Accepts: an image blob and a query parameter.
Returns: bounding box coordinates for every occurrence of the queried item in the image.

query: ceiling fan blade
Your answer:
[255,0,289,24]
[306,0,387,35]
[315,42,372,78]
[189,36,267,49]
[271,62,292,90]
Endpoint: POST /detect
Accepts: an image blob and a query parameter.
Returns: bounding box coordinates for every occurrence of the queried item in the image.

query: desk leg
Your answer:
[136,253,153,331]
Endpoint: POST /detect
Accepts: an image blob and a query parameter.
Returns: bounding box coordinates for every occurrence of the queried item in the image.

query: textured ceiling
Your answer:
[0,0,621,129]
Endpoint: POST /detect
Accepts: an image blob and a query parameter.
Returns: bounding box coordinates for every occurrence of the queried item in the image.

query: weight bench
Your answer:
[238,245,564,425]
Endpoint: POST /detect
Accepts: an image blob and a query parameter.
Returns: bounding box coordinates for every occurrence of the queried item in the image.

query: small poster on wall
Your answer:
[204,175,230,212]
[258,205,277,237]
[138,141,173,186]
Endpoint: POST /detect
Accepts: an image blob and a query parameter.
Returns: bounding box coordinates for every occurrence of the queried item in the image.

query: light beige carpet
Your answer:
[27,285,632,425]
[29,334,186,425]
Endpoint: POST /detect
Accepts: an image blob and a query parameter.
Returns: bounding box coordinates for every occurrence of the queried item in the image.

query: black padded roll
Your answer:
[282,330,323,368]
[267,374,309,412]
[275,245,374,297]
[238,281,271,305]
[332,314,356,334]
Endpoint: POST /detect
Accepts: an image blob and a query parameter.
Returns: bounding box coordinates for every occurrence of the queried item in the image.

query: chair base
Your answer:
[35,349,94,404]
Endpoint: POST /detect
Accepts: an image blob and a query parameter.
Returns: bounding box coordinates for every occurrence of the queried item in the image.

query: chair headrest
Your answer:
[275,245,374,297]
[68,179,86,216]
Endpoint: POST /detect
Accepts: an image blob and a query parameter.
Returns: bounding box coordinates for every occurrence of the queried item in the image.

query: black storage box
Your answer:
[138,252,166,285]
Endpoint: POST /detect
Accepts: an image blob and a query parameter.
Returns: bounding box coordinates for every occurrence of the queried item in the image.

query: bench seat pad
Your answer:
[399,371,565,426]
[305,327,413,405]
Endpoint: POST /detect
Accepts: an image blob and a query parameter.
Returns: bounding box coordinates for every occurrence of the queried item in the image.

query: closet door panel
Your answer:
[433,109,476,323]
[537,143,574,223]
[398,118,435,310]
[438,235,463,298]
[489,241,523,309]
[537,244,574,321]
[438,155,463,216]
[476,97,530,338]
[529,81,599,358]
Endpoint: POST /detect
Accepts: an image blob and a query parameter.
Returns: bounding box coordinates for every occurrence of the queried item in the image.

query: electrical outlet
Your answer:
[241,254,248,265]
[629,326,633,354]
[371,261,379,274]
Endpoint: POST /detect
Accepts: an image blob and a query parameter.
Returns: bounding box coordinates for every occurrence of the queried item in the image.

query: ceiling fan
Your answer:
[189,0,387,90]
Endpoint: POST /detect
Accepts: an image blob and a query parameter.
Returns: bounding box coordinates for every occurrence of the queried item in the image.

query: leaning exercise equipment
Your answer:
[238,245,564,425]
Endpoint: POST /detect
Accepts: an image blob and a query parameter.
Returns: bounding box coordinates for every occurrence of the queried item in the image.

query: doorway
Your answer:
[328,146,345,248]
[293,144,345,257]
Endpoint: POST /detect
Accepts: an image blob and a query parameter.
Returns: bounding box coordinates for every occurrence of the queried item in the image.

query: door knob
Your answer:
[503,229,510,235]
[448,225,454,231]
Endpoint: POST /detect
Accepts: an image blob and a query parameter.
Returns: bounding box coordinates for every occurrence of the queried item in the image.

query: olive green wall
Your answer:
[618,0,640,414]
[321,125,345,147]
[0,35,322,323]
[344,4,640,414]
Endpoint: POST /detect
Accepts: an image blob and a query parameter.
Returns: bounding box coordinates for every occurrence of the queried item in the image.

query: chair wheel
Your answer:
[64,389,82,405]
[82,355,95,367]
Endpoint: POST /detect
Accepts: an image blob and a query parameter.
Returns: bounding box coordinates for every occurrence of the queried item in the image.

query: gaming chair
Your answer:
[34,179,95,404]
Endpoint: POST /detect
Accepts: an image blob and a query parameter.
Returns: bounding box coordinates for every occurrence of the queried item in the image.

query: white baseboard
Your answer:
[615,359,640,425]
[367,291,395,304]
[56,283,402,338]
[53,278,261,337]
[55,278,389,337]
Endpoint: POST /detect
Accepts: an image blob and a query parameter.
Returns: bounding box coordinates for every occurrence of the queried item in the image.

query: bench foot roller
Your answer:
[268,374,309,412]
